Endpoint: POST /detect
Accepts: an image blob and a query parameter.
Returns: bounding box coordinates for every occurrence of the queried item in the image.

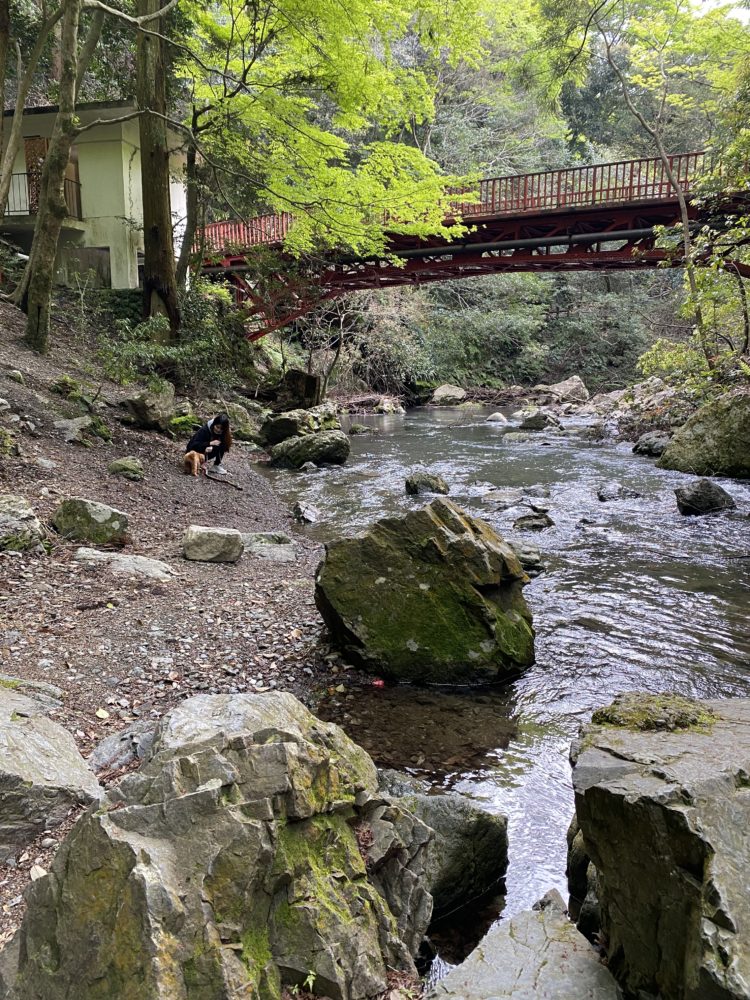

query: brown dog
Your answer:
[183,450,206,476]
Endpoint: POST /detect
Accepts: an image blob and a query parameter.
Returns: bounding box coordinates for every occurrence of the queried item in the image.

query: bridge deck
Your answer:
[196,152,711,337]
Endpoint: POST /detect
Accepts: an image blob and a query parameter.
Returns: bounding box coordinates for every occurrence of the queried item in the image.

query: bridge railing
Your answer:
[198,152,707,253]
[456,151,708,217]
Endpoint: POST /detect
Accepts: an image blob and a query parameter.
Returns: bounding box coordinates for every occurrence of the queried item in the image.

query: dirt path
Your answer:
[0,305,357,941]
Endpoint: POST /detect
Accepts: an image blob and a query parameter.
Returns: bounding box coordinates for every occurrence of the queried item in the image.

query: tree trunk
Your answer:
[0,6,64,220]
[136,0,180,336]
[0,0,9,157]
[175,114,199,290]
[14,0,80,353]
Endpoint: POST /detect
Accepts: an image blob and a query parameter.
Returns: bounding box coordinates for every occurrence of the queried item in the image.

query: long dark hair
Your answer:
[212,413,233,451]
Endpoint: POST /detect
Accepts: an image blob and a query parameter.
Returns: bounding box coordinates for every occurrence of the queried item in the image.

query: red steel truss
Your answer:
[197,152,738,338]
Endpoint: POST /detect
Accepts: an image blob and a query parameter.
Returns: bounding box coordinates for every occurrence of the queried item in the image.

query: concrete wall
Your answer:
[2,108,187,290]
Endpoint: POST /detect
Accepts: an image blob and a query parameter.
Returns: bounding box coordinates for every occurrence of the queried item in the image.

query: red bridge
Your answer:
[198,152,719,337]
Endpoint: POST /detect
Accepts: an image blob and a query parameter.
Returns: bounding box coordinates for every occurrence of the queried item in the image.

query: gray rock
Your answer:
[571,692,750,1000]
[0,398,9,413]
[597,482,643,502]
[428,889,620,1000]
[405,471,450,496]
[121,382,176,432]
[107,456,144,481]
[384,786,507,918]
[260,402,340,445]
[374,397,405,414]
[485,411,508,423]
[520,408,562,431]
[5,693,430,1000]
[7,370,24,385]
[52,415,93,444]
[34,457,57,470]
[349,423,373,435]
[542,375,590,403]
[292,501,320,523]
[509,540,546,575]
[315,498,534,684]
[0,690,101,862]
[430,384,467,405]
[299,461,317,471]
[502,431,535,443]
[182,524,244,562]
[674,478,736,515]
[270,429,350,468]
[513,512,555,531]
[74,547,175,581]
[492,487,525,510]
[242,532,297,562]
[0,495,44,552]
[0,676,63,712]
[658,390,750,477]
[51,498,129,545]
[633,430,672,457]
[87,720,157,772]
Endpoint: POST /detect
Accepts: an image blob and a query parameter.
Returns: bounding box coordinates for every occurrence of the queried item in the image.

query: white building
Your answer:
[2,100,187,288]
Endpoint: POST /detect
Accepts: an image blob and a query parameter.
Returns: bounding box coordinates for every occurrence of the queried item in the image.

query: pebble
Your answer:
[40,839,56,850]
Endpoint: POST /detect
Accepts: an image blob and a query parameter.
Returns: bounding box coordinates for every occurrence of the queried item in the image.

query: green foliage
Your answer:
[98,281,258,390]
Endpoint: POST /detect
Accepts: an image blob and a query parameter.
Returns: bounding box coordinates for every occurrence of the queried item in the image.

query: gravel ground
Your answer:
[0,303,364,941]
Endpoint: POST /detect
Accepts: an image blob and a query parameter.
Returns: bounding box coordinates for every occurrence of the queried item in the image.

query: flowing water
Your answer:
[261,405,750,939]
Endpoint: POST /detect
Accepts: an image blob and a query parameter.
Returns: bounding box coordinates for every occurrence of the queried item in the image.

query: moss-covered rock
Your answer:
[315,499,534,684]
[107,456,144,482]
[121,381,176,433]
[0,428,18,458]
[270,429,350,468]
[51,498,129,545]
[405,472,450,496]
[657,389,750,478]
[0,495,44,552]
[6,693,430,1000]
[261,402,340,446]
[591,692,716,732]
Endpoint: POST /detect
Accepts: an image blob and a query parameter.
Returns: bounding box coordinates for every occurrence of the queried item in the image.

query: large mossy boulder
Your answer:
[0,689,101,862]
[121,381,176,432]
[270,428,350,468]
[51,498,129,545]
[0,495,44,552]
[261,402,340,446]
[657,390,750,478]
[430,384,467,405]
[571,692,750,1000]
[5,693,432,1000]
[314,499,534,684]
[405,471,450,496]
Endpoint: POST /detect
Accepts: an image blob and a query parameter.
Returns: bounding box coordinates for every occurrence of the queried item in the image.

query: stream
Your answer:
[261,404,750,958]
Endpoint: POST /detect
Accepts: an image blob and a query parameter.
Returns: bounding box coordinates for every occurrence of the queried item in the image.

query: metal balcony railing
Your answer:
[6,173,83,221]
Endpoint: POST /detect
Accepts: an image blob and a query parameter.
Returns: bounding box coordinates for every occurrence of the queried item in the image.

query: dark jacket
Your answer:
[186,418,226,463]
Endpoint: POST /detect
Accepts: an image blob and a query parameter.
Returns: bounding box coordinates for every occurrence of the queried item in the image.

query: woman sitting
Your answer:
[185,413,232,475]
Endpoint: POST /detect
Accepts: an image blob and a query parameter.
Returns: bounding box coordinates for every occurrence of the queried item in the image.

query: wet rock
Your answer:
[261,402,340,445]
[674,478,736,515]
[513,512,554,531]
[524,484,551,498]
[492,487,525,510]
[374,397,405,414]
[74,547,175,581]
[182,524,244,562]
[52,415,93,444]
[633,430,671,457]
[427,889,620,1000]
[502,431,535,443]
[121,381,176,432]
[519,408,562,431]
[51,498,129,545]
[270,429,350,468]
[6,693,429,1000]
[572,692,750,999]
[349,423,373,435]
[242,532,297,562]
[509,540,545,575]
[292,501,320,523]
[106,456,144,481]
[88,720,158,772]
[315,498,534,685]
[379,773,507,918]
[535,375,590,404]
[0,689,101,862]
[405,472,450,496]
[485,412,508,423]
[658,390,750,477]
[0,495,44,552]
[596,482,643,502]
[430,384,467,406]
